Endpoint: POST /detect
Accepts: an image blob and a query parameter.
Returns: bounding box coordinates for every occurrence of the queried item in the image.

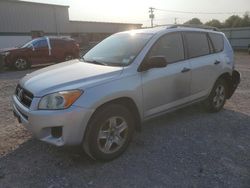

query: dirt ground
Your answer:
[0,69,33,156]
[0,53,249,187]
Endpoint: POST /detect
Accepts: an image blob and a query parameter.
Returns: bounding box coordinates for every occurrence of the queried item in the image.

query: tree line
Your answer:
[184,13,250,28]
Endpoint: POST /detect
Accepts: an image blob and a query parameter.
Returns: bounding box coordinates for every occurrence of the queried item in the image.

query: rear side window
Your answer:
[185,32,210,58]
[209,33,224,53]
[149,33,184,63]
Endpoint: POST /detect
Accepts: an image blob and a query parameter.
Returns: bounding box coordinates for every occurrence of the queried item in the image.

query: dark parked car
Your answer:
[248,44,250,54]
[0,37,80,70]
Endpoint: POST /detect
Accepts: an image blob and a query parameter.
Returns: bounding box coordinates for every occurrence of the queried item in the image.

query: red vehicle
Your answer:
[0,37,80,70]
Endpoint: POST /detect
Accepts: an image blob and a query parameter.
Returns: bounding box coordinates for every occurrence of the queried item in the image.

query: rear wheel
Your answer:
[13,57,29,70]
[64,54,74,61]
[83,104,135,161]
[204,79,227,112]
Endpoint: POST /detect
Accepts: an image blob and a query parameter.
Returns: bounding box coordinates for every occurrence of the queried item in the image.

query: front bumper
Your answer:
[0,54,9,67]
[12,95,94,146]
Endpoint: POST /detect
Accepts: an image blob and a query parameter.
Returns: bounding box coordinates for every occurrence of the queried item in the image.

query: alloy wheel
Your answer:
[213,84,225,108]
[65,55,73,61]
[97,116,128,154]
[15,58,27,70]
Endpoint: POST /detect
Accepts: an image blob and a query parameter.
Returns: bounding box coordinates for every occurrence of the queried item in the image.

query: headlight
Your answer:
[38,90,82,110]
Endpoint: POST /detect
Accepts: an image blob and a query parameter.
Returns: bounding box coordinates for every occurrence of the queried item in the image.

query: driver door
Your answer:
[141,32,192,118]
[30,38,50,65]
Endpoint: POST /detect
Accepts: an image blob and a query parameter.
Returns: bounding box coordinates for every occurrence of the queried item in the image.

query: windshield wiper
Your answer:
[82,58,107,66]
[80,57,123,67]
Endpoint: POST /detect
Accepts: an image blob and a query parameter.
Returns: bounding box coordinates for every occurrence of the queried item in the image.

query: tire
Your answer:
[204,79,227,112]
[12,57,29,70]
[83,104,135,161]
[64,54,74,61]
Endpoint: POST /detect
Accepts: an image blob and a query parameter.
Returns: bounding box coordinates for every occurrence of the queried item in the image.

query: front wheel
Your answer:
[204,79,227,112]
[83,104,135,161]
[13,57,29,70]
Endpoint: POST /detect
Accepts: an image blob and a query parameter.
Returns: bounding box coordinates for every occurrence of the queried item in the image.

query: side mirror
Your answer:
[138,56,168,72]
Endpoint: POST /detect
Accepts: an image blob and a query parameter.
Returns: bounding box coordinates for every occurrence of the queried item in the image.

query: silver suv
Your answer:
[12,25,240,161]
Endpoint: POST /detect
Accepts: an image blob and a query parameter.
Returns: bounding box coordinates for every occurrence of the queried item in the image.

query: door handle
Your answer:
[214,60,221,65]
[181,67,191,73]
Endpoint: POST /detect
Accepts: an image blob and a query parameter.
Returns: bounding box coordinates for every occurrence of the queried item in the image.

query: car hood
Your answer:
[0,47,18,53]
[20,59,124,97]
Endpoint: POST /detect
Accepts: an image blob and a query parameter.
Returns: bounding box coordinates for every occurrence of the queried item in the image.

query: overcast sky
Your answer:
[22,0,250,26]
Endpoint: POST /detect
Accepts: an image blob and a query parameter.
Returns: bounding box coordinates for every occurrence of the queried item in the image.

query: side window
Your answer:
[185,32,210,58]
[33,39,48,49]
[149,33,184,63]
[209,33,224,53]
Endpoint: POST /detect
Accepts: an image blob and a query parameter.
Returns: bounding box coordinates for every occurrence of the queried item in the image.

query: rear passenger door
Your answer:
[184,32,220,99]
[208,32,226,70]
[141,32,192,117]
[50,39,65,62]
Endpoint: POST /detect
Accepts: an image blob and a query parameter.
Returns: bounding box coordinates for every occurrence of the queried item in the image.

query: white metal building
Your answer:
[221,27,250,50]
[0,0,142,48]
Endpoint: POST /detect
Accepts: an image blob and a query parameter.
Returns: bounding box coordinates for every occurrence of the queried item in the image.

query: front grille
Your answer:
[15,85,34,108]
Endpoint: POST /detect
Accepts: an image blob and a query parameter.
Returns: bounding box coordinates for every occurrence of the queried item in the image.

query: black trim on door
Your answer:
[180,32,188,59]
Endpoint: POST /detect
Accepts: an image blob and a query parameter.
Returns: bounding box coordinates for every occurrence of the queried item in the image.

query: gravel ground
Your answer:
[0,53,249,188]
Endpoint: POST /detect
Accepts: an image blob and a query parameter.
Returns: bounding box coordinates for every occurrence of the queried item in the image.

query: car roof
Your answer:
[48,37,75,41]
[33,36,75,42]
[122,24,223,35]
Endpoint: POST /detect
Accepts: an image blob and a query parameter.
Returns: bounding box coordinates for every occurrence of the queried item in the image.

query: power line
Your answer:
[155,8,246,15]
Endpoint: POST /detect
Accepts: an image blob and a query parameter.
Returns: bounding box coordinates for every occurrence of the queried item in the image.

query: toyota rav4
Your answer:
[12,25,240,161]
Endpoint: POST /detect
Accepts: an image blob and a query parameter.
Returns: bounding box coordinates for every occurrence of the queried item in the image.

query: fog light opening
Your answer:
[51,127,62,138]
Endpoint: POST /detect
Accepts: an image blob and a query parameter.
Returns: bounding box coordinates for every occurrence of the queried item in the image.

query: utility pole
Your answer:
[174,17,178,24]
[149,7,155,28]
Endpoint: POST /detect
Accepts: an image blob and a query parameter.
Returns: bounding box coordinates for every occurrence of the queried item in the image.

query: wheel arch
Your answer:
[87,97,142,132]
[82,97,142,158]
[215,71,240,99]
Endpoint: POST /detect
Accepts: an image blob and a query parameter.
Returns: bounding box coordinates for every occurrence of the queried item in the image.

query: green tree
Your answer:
[224,15,242,28]
[205,19,222,28]
[184,18,203,25]
[183,13,250,28]
[241,12,250,27]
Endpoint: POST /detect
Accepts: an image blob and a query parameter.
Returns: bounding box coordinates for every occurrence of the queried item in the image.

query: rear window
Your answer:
[185,32,210,58]
[209,33,224,53]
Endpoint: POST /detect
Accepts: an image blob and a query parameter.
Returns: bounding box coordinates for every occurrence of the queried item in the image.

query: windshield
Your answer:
[82,32,152,66]
[20,40,33,48]
[20,38,43,48]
